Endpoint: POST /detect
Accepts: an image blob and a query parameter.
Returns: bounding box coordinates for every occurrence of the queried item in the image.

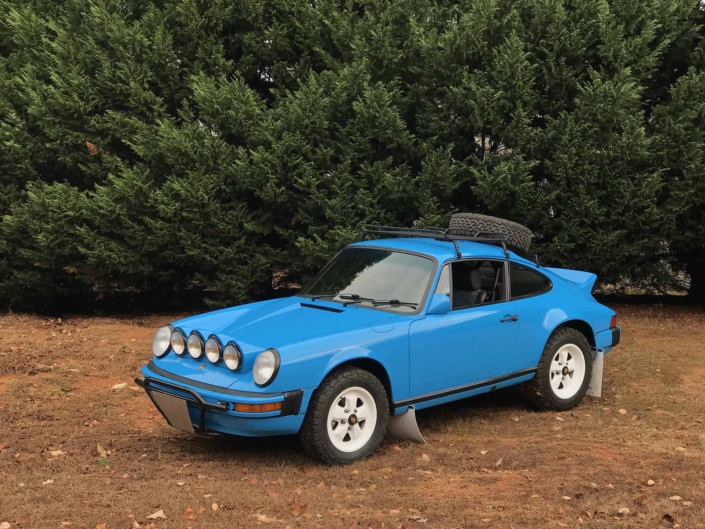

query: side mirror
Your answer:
[427,293,451,315]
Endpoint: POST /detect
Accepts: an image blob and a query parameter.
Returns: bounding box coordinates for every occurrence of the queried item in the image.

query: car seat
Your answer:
[453,268,487,309]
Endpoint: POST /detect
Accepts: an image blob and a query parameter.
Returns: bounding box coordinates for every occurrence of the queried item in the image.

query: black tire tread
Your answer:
[299,366,389,465]
[448,213,532,251]
[525,327,592,411]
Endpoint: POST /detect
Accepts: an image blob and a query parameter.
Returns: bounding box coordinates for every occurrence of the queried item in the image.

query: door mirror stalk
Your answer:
[427,293,451,315]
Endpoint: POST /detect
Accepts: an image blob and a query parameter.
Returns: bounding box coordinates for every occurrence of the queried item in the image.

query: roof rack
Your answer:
[360,225,539,264]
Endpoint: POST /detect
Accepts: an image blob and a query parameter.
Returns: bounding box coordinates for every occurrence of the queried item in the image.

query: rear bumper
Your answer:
[137,364,309,437]
[595,326,621,354]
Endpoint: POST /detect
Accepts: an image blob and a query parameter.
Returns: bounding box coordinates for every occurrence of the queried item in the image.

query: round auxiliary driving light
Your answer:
[205,335,222,364]
[187,332,204,359]
[171,329,186,355]
[223,342,242,371]
[152,325,172,358]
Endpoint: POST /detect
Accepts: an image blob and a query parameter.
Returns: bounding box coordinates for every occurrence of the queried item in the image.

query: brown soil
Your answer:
[1,305,704,528]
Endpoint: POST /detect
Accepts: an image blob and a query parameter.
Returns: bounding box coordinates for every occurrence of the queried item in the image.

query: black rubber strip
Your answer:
[611,327,621,347]
[299,302,344,313]
[394,368,537,408]
[281,389,304,416]
[145,361,279,398]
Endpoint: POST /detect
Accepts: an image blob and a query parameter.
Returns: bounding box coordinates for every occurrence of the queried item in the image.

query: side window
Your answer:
[434,264,450,296]
[510,262,552,299]
[451,260,506,310]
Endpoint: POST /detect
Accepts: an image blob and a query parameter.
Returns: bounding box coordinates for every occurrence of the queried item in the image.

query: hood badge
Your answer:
[197,364,206,370]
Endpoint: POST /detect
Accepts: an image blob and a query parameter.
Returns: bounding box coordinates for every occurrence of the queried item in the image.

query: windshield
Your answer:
[300,247,435,313]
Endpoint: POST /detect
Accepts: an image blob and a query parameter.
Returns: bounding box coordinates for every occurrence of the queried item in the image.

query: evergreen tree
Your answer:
[0,0,704,311]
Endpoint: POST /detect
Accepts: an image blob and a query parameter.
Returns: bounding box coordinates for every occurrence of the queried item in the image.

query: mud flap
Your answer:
[587,349,604,398]
[387,406,426,443]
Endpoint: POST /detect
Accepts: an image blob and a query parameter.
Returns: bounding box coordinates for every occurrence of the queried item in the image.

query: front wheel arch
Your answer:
[325,357,393,414]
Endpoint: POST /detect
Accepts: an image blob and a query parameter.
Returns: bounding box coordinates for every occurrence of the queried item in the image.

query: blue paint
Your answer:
[140,237,620,439]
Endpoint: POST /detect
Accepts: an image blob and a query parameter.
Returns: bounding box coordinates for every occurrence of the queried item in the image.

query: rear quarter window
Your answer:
[510,262,552,299]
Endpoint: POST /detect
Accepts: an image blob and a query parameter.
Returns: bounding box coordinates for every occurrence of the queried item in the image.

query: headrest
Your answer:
[470,268,482,290]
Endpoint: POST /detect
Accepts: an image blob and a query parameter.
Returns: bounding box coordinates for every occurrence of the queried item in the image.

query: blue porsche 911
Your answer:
[137,214,621,464]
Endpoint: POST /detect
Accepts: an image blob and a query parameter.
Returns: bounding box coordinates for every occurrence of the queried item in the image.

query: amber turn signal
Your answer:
[234,402,282,413]
[610,314,618,328]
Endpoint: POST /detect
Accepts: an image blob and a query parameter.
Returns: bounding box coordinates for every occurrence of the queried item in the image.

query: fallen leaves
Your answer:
[211,503,218,511]
[97,443,107,458]
[42,479,54,485]
[647,479,655,486]
[111,383,127,390]
[1,523,11,529]
[618,507,630,515]
[254,514,277,523]
[146,510,166,520]
[669,496,682,501]
[661,513,675,527]
[50,450,66,458]
[618,409,627,415]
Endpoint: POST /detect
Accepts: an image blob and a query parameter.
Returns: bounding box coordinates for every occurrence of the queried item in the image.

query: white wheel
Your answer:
[326,386,378,453]
[549,344,586,399]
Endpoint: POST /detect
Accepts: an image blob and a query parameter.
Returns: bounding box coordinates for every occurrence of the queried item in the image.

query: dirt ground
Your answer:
[1,304,704,528]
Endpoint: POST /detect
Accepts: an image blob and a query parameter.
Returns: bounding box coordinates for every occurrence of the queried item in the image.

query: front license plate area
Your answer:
[151,391,195,433]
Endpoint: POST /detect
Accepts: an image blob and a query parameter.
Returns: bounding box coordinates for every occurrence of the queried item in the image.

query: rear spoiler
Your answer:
[545,267,597,292]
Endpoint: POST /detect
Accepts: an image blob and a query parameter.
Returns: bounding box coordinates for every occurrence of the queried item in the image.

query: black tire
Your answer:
[299,366,389,465]
[448,213,532,251]
[525,328,593,411]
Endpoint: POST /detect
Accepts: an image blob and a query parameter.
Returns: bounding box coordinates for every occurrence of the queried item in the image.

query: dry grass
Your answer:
[1,304,704,528]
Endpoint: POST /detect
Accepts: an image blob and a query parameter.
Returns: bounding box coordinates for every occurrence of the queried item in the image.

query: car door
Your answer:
[408,259,520,397]
[503,261,555,373]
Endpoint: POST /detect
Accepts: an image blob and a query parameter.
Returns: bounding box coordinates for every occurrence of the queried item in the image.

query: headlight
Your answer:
[253,348,280,387]
[152,325,172,357]
[187,331,204,359]
[171,329,186,355]
[205,335,222,363]
[223,342,242,371]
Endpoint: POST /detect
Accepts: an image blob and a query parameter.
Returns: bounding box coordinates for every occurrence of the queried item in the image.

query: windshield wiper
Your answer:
[311,293,417,309]
[371,299,418,308]
[308,293,338,301]
[339,294,417,308]
[337,293,374,307]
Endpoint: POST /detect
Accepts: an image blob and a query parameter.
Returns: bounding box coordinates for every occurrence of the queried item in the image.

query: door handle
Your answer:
[500,314,518,323]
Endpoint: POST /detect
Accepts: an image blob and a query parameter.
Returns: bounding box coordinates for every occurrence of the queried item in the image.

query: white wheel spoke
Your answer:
[349,424,362,440]
[326,386,378,453]
[548,344,586,400]
[331,422,348,439]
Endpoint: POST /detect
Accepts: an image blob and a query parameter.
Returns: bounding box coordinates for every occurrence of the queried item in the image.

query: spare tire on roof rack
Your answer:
[448,213,532,252]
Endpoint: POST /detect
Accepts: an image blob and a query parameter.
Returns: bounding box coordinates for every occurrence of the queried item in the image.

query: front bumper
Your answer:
[136,363,309,437]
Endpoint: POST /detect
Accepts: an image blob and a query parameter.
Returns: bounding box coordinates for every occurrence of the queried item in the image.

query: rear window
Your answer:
[510,263,552,299]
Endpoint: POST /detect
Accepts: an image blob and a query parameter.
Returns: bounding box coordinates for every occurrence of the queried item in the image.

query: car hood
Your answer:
[173,296,394,351]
